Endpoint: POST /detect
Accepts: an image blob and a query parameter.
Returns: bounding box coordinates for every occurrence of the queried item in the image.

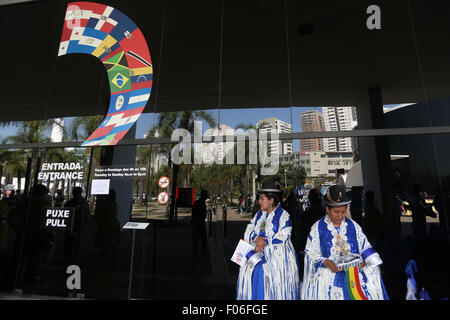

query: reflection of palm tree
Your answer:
[68,115,104,193]
[135,145,155,206]
[146,111,216,223]
[68,116,105,142]
[3,120,54,194]
[3,151,27,192]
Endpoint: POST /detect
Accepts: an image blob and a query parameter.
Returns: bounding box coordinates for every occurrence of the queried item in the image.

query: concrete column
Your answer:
[356,88,400,233]
[99,125,137,228]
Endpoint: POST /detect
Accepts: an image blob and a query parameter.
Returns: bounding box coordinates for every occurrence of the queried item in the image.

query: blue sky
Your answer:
[0,105,399,152]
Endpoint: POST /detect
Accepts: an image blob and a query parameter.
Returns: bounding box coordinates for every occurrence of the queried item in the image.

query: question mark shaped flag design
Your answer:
[58,2,152,146]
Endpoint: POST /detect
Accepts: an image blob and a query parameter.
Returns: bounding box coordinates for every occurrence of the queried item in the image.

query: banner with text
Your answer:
[93,165,148,180]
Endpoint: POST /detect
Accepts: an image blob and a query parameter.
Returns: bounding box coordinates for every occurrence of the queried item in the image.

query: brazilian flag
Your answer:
[103,52,132,93]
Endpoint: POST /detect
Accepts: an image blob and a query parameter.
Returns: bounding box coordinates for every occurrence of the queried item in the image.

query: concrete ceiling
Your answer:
[1,0,450,121]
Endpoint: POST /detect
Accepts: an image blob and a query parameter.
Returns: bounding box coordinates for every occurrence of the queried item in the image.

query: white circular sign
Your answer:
[158,192,169,204]
[158,176,169,189]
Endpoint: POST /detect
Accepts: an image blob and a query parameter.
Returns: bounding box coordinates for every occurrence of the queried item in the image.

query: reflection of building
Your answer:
[197,124,235,164]
[257,117,292,156]
[300,110,325,151]
[50,118,64,142]
[151,154,169,173]
[383,102,448,192]
[279,151,354,177]
[322,106,355,152]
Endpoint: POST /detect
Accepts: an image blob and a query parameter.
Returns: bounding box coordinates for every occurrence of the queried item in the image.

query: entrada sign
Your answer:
[38,162,84,181]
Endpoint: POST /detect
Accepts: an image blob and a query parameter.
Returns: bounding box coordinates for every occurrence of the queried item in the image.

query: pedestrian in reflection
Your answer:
[22,184,52,293]
[0,190,10,256]
[63,187,90,265]
[191,190,208,256]
[362,191,385,243]
[299,188,325,253]
[5,190,16,210]
[410,185,428,246]
[54,189,64,207]
[348,186,363,226]
[94,189,120,255]
[282,189,303,253]
[252,194,260,218]
[238,195,244,214]
[246,195,252,213]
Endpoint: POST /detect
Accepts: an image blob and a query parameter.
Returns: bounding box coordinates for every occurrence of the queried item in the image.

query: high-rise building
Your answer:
[322,106,355,152]
[50,118,64,142]
[300,110,325,151]
[197,124,235,164]
[256,117,292,157]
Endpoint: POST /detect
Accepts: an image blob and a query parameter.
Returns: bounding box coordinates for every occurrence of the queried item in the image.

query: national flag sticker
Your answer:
[115,94,125,110]
[111,72,129,88]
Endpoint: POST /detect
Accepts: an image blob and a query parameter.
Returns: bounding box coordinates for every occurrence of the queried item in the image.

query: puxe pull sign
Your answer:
[58,2,153,146]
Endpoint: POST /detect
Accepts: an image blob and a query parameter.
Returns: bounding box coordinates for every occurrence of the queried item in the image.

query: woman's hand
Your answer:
[323,259,339,273]
[254,236,267,252]
[359,261,366,268]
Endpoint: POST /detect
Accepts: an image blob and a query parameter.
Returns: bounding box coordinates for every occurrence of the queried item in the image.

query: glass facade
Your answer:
[0,0,449,301]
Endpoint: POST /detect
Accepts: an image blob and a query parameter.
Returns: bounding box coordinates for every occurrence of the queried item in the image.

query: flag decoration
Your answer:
[344,267,368,300]
[58,2,152,146]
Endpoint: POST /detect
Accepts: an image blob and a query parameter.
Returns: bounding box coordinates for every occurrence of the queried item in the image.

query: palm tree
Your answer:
[3,150,27,193]
[4,120,54,194]
[146,111,216,222]
[0,141,14,189]
[68,115,104,196]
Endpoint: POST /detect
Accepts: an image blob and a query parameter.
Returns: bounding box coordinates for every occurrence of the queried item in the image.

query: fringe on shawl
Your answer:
[301,253,334,300]
[263,240,300,300]
[236,262,254,300]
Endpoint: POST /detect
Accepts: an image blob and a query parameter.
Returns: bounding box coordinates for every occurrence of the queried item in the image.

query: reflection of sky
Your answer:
[0,104,400,152]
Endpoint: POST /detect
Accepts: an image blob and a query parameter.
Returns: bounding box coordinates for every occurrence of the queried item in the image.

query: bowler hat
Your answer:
[259,180,281,193]
[325,185,351,207]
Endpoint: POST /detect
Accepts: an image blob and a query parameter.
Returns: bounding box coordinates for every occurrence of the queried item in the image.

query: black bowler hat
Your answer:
[325,185,351,207]
[259,181,281,193]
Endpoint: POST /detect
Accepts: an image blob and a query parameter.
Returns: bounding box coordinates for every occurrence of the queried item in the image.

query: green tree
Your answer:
[4,120,54,194]
[67,115,104,195]
[146,111,216,222]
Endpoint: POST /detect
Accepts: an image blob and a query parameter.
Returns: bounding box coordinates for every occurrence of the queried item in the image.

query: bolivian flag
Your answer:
[345,267,368,300]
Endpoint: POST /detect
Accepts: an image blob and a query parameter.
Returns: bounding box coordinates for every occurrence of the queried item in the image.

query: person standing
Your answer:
[362,191,385,244]
[22,184,52,293]
[238,195,244,214]
[94,190,120,255]
[301,185,389,300]
[54,189,65,207]
[191,190,208,256]
[299,188,325,253]
[348,186,363,226]
[410,185,428,245]
[0,190,9,255]
[252,194,260,218]
[63,187,90,265]
[236,181,300,300]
